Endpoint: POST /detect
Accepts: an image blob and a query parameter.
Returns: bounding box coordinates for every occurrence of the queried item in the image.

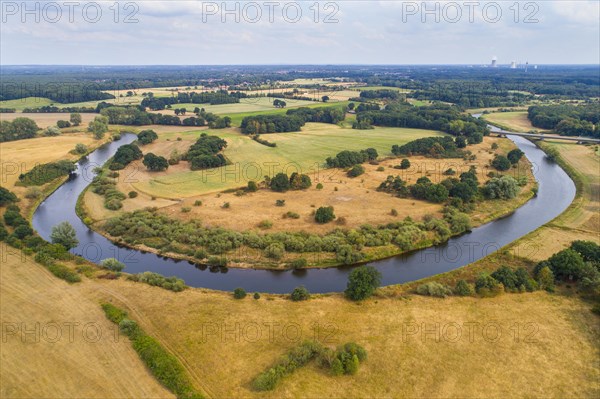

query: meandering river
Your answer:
[32,130,575,293]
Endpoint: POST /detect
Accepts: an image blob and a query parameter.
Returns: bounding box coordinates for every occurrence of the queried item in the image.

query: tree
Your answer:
[50,221,79,250]
[345,266,381,301]
[570,240,600,263]
[537,266,555,291]
[88,116,109,139]
[455,136,467,148]
[270,173,290,192]
[70,113,82,126]
[290,285,310,301]
[0,187,18,206]
[482,176,520,199]
[290,173,312,189]
[138,129,158,145]
[143,153,169,171]
[100,258,125,272]
[347,165,365,178]
[547,248,585,280]
[57,120,71,128]
[491,155,511,171]
[491,266,519,290]
[322,95,330,102]
[315,206,335,224]
[507,149,524,164]
[400,159,411,169]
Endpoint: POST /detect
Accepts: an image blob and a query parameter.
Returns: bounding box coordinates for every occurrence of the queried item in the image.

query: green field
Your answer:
[134,123,445,197]
[0,97,56,111]
[167,97,320,114]
[349,86,412,92]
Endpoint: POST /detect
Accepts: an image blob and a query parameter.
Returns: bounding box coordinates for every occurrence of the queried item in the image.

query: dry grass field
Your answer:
[0,133,107,188]
[509,141,600,261]
[90,277,600,399]
[0,251,173,399]
[482,111,550,133]
[0,112,98,128]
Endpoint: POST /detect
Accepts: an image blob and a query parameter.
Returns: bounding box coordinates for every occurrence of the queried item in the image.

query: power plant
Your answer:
[491,56,498,67]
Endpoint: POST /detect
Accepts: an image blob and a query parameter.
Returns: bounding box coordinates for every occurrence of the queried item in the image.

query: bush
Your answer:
[254,292,261,300]
[247,180,258,192]
[570,240,600,263]
[289,258,307,269]
[193,200,202,207]
[138,129,158,145]
[347,164,365,178]
[13,224,33,239]
[207,256,228,267]
[135,271,186,292]
[284,211,300,219]
[43,126,61,136]
[537,266,555,291]
[100,258,125,272]
[50,221,79,250]
[233,287,246,299]
[258,220,273,229]
[316,183,323,190]
[270,173,290,192]
[101,303,128,324]
[400,159,411,169]
[345,266,381,301]
[275,199,286,207]
[416,282,453,297]
[25,187,43,199]
[265,242,285,260]
[119,319,140,338]
[74,143,88,154]
[475,273,504,296]
[455,280,475,296]
[315,206,335,224]
[546,248,585,280]
[0,187,18,206]
[491,266,519,291]
[290,285,310,301]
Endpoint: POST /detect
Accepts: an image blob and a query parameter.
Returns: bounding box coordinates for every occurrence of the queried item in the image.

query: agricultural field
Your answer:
[107,123,447,200]
[0,112,98,128]
[482,111,550,133]
[0,250,172,399]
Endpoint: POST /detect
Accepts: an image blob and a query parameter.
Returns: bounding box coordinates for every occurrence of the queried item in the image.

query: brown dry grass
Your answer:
[0,250,173,399]
[88,277,600,399]
[0,113,98,128]
[509,141,600,261]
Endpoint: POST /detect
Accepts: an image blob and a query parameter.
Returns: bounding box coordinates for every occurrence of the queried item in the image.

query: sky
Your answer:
[1,0,599,65]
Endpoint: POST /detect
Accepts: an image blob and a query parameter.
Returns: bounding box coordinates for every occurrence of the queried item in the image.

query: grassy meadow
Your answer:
[482,111,550,133]
[129,123,446,198]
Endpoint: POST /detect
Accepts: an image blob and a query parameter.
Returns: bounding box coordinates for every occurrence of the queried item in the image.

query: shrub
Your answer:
[128,191,138,199]
[100,258,125,272]
[221,202,230,209]
[315,206,335,224]
[400,159,411,169]
[0,187,18,206]
[416,282,453,297]
[193,200,202,206]
[181,207,191,213]
[105,199,123,210]
[74,143,88,154]
[119,319,140,338]
[13,225,34,239]
[507,149,524,164]
[475,273,504,296]
[290,285,310,301]
[336,245,363,265]
[101,303,128,324]
[546,248,585,280]
[347,164,365,178]
[289,258,307,269]
[254,292,261,300]
[345,266,381,301]
[43,126,61,136]
[265,242,285,260]
[316,183,324,190]
[284,211,300,219]
[455,280,475,296]
[258,220,273,229]
[143,153,169,171]
[275,199,286,207]
[207,256,228,267]
[138,129,158,145]
[233,287,247,299]
[25,187,43,199]
[135,271,186,292]
[570,240,600,263]
[247,180,258,192]
[391,209,398,216]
